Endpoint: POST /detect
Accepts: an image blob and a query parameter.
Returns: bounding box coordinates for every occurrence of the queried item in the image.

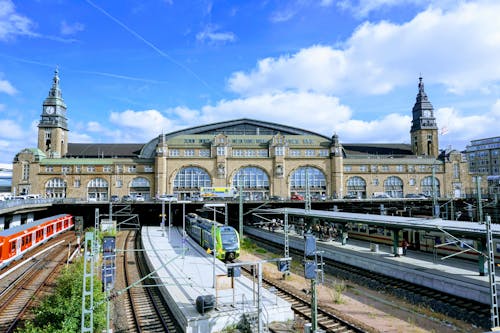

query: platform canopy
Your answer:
[254,207,500,238]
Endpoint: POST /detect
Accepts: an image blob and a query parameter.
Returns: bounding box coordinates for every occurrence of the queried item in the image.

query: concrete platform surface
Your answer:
[142,226,294,333]
[245,226,493,305]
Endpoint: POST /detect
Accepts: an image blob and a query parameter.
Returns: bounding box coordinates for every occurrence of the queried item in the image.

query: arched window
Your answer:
[289,167,326,197]
[232,167,269,201]
[173,167,212,199]
[346,176,366,198]
[129,177,151,200]
[384,176,403,198]
[45,177,66,198]
[87,178,108,202]
[421,176,440,198]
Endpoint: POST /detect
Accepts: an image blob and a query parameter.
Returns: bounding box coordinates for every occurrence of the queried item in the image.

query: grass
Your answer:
[329,280,346,304]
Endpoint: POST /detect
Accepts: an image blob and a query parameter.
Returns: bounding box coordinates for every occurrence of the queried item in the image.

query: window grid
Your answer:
[290,167,326,189]
[233,167,269,189]
[174,167,212,189]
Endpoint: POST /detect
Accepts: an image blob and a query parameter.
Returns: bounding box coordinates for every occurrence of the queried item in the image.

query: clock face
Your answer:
[45,106,55,114]
[423,110,431,117]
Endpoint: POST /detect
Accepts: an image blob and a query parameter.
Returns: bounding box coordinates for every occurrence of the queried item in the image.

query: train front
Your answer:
[218,226,240,261]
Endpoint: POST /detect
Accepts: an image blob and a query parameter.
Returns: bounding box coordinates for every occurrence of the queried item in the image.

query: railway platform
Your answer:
[244,226,494,305]
[141,226,293,333]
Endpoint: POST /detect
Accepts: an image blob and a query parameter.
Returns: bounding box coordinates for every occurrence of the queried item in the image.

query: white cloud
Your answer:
[0,0,36,40]
[68,131,93,143]
[198,92,352,136]
[338,0,429,18]
[334,113,412,143]
[436,102,500,148]
[0,119,23,138]
[196,24,236,44]
[0,78,17,95]
[229,1,500,96]
[109,109,178,141]
[60,20,85,35]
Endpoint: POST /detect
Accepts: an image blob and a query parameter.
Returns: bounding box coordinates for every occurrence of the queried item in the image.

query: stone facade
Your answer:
[11,72,478,200]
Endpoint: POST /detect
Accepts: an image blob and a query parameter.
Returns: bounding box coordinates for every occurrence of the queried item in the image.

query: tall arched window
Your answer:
[87,178,108,202]
[232,166,269,201]
[346,176,366,198]
[289,167,326,197]
[173,167,211,199]
[384,176,403,198]
[421,176,440,198]
[45,177,66,198]
[129,177,151,200]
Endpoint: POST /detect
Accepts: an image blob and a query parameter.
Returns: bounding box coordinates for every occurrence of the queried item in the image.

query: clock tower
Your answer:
[410,77,439,157]
[37,69,69,158]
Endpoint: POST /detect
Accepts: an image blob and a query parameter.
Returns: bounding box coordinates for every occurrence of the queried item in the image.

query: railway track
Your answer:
[240,266,369,333]
[116,230,179,332]
[246,231,491,329]
[0,232,77,332]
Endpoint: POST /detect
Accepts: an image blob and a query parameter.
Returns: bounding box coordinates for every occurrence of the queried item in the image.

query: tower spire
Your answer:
[410,76,439,157]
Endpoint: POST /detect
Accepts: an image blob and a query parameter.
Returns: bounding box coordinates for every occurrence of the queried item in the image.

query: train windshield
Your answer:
[220,229,238,247]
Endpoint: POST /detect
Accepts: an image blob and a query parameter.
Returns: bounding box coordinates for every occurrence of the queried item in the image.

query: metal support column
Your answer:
[305,168,311,212]
[257,262,263,333]
[311,278,318,332]
[225,202,228,226]
[284,208,290,276]
[432,165,439,218]
[477,176,484,223]
[161,199,165,237]
[81,232,95,333]
[238,186,243,239]
[486,215,500,329]
[393,229,400,257]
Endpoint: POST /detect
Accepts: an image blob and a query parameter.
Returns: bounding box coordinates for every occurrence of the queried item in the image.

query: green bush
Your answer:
[18,257,106,332]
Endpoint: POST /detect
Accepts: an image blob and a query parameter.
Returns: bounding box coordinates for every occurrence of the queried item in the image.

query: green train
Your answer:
[186,213,240,261]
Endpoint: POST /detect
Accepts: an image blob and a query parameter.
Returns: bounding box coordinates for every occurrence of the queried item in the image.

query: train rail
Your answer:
[245,232,491,329]
[0,232,77,332]
[115,230,179,333]
[240,266,369,333]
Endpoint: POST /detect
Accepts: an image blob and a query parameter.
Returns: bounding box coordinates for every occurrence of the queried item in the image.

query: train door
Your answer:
[413,231,421,250]
[403,230,410,248]
[16,238,21,257]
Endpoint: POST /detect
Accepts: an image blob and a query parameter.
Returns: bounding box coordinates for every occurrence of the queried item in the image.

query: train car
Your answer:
[345,222,500,262]
[0,214,74,268]
[185,213,240,261]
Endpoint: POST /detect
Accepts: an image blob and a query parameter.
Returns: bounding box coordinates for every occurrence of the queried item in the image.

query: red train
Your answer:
[0,214,74,268]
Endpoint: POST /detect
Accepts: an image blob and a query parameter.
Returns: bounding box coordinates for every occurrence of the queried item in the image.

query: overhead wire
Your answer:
[84,0,223,98]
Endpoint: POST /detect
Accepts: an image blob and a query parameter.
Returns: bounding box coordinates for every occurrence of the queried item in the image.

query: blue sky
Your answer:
[0,0,499,165]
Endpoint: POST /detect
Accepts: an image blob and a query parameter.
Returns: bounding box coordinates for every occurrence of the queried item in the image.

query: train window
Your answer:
[359,225,367,232]
[496,243,500,253]
[385,230,392,236]
[10,242,15,251]
[220,229,238,245]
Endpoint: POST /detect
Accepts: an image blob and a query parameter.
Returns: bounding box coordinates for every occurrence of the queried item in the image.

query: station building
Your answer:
[12,70,474,201]
[465,136,500,196]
